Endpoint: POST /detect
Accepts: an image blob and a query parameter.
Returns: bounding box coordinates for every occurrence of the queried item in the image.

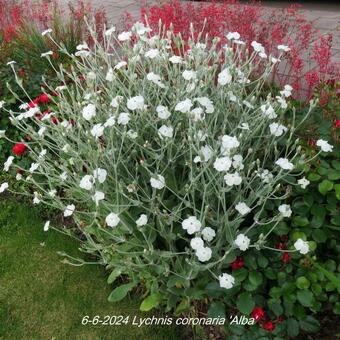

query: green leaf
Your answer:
[107,268,122,284]
[308,172,321,182]
[257,255,269,268]
[140,293,161,311]
[236,292,255,314]
[293,216,309,227]
[296,277,310,289]
[299,316,320,332]
[108,281,137,302]
[208,302,226,318]
[287,318,300,337]
[175,298,190,314]
[318,180,333,195]
[296,290,314,307]
[312,229,327,243]
[248,271,263,287]
[334,184,340,200]
[328,170,340,181]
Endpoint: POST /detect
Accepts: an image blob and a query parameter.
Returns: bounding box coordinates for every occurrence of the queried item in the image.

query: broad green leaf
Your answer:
[308,172,321,182]
[175,298,190,314]
[334,184,340,200]
[293,216,309,227]
[249,271,263,287]
[236,292,255,314]
[318,179,333,195]
[296,277,310,289]
[312,229,327,243]
[140,293,162,311]
[296,290,314,307]
[208,302,226,318]
[287,318,299,337]
[108,281,137,302]
[299,316,320,332]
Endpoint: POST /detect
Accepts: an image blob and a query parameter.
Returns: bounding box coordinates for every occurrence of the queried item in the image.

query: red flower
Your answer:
[38,93,50,104]
[281,252,291,263]
[262,320,275,331]
[18,68,25,77]
[251,306,266,322]
[277,316,284,323]
[335,120,340,129]
[231,256,244,270]
[51,117,60,124]
[28,101,37,108]
[12,143,27,156]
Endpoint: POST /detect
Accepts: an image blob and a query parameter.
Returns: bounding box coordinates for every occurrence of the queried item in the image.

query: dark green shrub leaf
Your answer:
[293,216,309,227]
[299,316,320,332]
[318,180,333,195]
[296,290,314,307]
[312,229,327,243]
[287,318,299,337]
[208,302,226,318]
[249,271,263,287]
[296,277,310,289]
[236,292,255,314]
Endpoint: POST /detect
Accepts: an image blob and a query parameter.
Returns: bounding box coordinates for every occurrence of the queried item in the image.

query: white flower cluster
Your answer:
[0,23,330,290]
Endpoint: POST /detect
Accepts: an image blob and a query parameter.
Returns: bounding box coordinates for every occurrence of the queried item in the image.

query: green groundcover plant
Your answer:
[0,22,338,337]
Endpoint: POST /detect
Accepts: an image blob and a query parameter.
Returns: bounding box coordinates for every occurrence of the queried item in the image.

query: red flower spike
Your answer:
[38,93,50,104]
[12,143,27,156]
[335,120,340,129]
[262,320,275,331]
[276,242,286,250]
[251,306,266,322]
[231,256,244,270]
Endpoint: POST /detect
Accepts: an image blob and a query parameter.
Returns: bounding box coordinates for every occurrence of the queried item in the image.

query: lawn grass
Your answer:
[0,197,182,339]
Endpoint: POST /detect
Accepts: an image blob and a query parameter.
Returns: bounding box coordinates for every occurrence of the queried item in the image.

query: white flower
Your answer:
[276,96,288,109]
[150,174,165,190]
[232,155,244,170]
[43,220,50,231]
[38,126,46,137]
[278,44,290,52]
[41,28,52,36]
[105,68,114,82]
[114,61,127,70]
[190,237,204,250]
[169,55,182,64]
[156,105,171,119]
[195,97,214,113]
[202,227,216,242]
[239,123,249,130]
[261,104,277,119]
[29,162,39,173]
[213,157,232,172]
[64,204,75,217]
[269,122,288,137]
[127,96,144,111]
[92,191,105,205]
[6,61,16,66]
[158,125,173,139]
[280,84,293,97]
[175,98,193,113]
[234,234,250,251]
[79,175,94,190]
[0,182,9,193]
[104,116,115,127]
[3,156,14,172]
[82,103,96,121]
[104,26,116,36]
[147,72,165,88]
[41,51,53,58]
[133,22,151,35]
[182,216,201,235]
[93,168,107,183]
[145,48,159,59]
[222,135,239,150]
[226,32,240,40]
[136,214,148,227]
[294,238,309,255]
[251,41,265,54]
[33,192,41,204]
[182,70,197,81]
[195,246,212,262]
[218,68,232,85]
[278,204,292,218]
[106,213,120,227]
[90,124,104,138]
[189,107,204,122]
[219,273,235,289]
[316,139,333,153]
[194,145,213,163]
[276,158,293,170]
[118,112,130,125]
[224,172,242,186]
[59,172,68,182]
[48,189,56,197]
[298,177,310,189]
[235,202,251,216]
[118,31,132,41]
[16,173,22,181]
[110,96,123,108]
[258,169,273,183]
[127,130,138,139]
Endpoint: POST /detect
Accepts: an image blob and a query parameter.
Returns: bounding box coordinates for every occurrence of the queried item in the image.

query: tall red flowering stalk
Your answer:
[128,0,339,100]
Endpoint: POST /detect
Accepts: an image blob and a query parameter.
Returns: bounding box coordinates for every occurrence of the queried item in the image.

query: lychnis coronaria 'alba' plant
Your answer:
[0,22,333,308]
